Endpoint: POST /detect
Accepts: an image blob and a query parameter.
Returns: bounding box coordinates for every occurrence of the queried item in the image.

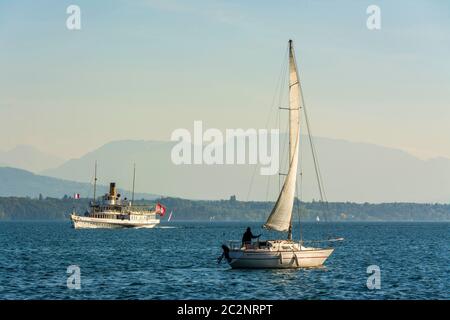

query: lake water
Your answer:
[0,221,448,299]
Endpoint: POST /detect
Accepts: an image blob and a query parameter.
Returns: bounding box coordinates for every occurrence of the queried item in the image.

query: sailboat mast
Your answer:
[131,163,136,205]
[264,40,301,237]
[288,39,294,167]
[93,161,97,204]
[287,39,296,241]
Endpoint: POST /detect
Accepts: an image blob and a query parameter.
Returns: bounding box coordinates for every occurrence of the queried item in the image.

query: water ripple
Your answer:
[0,221,448,299]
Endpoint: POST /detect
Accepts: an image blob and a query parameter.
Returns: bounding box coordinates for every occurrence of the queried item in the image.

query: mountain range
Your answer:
[0,167,157,200]
[35,137,450,203]
[0,145,64,172]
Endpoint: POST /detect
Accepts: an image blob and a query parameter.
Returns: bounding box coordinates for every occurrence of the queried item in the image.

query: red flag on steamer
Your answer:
[155,202,166,216]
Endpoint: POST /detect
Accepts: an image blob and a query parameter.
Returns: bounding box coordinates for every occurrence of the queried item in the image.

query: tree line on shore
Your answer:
[0,195,449,221]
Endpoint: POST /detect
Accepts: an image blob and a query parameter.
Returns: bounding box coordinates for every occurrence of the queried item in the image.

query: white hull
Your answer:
[70,214,159,229]
[228,248,333,269]
[223,240,334,269]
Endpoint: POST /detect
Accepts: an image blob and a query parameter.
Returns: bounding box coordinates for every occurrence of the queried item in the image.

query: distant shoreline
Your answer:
[0,220,448,223]
[0,196,449,222]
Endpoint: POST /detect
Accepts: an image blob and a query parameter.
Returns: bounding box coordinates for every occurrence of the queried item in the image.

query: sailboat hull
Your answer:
[228,249,333,269]
[223,241,334,269]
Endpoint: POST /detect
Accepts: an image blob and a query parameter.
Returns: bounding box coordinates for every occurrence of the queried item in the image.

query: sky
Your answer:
[0,0,449,160]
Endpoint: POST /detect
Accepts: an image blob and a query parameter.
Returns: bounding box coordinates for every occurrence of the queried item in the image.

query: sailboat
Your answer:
[220,40,334,269]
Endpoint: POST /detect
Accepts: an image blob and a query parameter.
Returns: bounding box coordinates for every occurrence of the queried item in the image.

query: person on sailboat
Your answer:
[241,227,261,247]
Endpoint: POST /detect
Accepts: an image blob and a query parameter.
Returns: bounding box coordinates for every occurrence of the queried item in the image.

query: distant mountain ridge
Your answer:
[41,138,450,203]
[0,145,64,172]
[0,167,158,199]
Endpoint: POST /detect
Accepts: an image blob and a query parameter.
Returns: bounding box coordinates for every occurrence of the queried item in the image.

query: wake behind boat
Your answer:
[219,40,336,269]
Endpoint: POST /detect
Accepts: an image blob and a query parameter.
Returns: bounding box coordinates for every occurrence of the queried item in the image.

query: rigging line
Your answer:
[88,171,94,200]
[278,73,289,193]
[297,116,304,244]
[273,117,301,238]
[246,46,288,201]
[272,46,289,199]
[266,45,289,128]
[301,92,327,202]
[264,105,280,202]
[299,115,304,204]
[278,73,289,198]
[246,155,258,201]
[303,99,332,224]
[265,164,272,202]
[310,128,326,201]
[278,81,289,190]
[265,113,280,202]
[276,46,289,116]
[278,118,289,193]
[273,118,301,205]
[312,140,327,201]
[277,105,281,193]
[296,167,303,245]
[302,113,336,232]
[274,47,289,200]
[297,72,333,226]
[91,161,98,204]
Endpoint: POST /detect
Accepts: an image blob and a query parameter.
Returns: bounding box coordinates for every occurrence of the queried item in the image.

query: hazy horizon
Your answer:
[2,132,450,166]
[1,0,450,161]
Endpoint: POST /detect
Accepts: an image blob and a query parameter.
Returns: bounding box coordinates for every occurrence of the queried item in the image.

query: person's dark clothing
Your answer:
[242,229,260,245]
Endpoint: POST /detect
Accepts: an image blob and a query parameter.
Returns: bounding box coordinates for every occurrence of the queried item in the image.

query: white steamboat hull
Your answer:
[227,248,333,269]
[70,215,159,229]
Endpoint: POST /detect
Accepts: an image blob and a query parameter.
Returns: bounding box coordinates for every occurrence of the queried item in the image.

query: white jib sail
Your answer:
[264,40,301,232]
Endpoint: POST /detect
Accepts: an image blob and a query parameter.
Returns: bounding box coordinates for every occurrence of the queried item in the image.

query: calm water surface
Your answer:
[0,221,448,299]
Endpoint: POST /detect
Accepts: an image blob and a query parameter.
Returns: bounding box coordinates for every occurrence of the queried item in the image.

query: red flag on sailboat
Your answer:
[155,202,166,216]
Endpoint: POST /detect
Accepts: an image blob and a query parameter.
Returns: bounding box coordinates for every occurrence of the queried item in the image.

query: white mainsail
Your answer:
[264,40,301,233]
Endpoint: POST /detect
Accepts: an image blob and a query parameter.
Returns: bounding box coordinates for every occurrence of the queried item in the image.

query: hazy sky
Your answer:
[1,0,449,160]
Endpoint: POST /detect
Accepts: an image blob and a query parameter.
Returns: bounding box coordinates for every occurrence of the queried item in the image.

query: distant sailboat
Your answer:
[167,211,173,222]
[219,40,334,269]
[316,216,320,222]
